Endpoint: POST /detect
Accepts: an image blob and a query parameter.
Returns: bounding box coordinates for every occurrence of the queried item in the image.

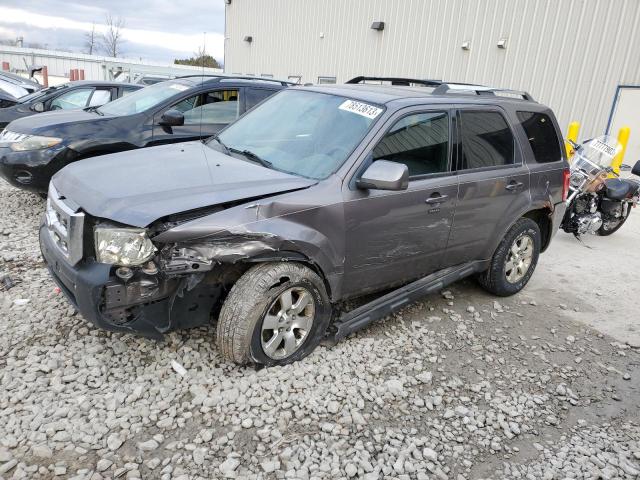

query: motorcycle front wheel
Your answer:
[597,211,630,236]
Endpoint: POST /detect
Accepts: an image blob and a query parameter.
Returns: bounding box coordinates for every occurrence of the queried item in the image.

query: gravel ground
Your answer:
[0,178,639,480]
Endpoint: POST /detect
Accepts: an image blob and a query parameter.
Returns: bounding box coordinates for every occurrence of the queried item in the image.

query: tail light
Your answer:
[562,168,570,202]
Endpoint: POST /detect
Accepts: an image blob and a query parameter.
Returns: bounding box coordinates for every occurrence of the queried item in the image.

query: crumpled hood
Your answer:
[52,142,317,227]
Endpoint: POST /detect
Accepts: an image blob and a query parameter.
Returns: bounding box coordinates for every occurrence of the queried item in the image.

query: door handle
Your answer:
[425,194,449,204]
[505,181,524,191]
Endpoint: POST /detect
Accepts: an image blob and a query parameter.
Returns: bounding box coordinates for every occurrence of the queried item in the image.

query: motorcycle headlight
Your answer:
[9,135,62,152]
[94,227,157,266]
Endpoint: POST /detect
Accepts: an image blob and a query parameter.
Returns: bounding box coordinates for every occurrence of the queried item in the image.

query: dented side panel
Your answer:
[154,178,347,299]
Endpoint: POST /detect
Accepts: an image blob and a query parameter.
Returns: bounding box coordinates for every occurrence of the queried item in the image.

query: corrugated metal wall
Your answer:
[225,0,640,138]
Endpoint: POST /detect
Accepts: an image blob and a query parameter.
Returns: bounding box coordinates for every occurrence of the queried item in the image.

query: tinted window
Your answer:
[373,112,449,177]
[517,111,562,163]
[50,88,93,110]
[459,111,514,169]
[246,88,277,110]
[183,89,239,125]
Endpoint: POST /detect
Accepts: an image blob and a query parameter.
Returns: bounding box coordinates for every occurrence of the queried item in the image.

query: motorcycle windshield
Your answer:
[572,135,621,176]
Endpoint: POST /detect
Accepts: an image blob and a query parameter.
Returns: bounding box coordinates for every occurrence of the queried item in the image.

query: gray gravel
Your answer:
[0,178,639,479]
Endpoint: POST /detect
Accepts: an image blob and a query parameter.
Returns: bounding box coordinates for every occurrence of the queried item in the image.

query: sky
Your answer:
[0,0,226,64]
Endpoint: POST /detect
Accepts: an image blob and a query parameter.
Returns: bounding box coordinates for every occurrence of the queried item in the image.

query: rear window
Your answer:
[517,111,563,163]
[459,111,514,169]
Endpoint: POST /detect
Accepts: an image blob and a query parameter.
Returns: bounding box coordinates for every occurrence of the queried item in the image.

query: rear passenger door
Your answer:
[445,108,530,266]
[342,108,458,296]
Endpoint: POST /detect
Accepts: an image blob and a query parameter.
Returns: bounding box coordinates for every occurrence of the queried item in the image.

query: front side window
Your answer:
[88,89,112,107]
[98,81,193,116]
[50,88,93,110]
[214,90,382,179]
[183,89,239,125]
[516,111,562,163]
[373,112,449,177]
[459,111,514,169]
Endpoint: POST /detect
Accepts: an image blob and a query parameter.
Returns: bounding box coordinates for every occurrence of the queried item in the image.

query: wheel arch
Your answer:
[521,207,553,252]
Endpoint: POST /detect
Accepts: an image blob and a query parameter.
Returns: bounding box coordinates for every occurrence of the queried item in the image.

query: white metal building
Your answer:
[224,0,640,161]
[0,45,223,86]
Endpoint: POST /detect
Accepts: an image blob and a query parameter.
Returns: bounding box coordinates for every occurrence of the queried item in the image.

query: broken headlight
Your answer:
[95,227,156,266]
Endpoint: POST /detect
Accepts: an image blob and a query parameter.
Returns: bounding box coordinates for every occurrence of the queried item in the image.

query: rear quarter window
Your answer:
[516,111,563,163]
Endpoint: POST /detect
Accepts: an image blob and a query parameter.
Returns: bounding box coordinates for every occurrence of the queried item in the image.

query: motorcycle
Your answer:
[561,135,640,237]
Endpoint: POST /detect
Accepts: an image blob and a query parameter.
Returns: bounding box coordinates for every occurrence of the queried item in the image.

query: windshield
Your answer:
[213,89,383,179]
[18,84,67,104]
[97,80,191,116]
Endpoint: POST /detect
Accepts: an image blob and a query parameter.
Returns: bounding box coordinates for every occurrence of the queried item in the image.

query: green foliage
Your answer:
[175,54,221,69]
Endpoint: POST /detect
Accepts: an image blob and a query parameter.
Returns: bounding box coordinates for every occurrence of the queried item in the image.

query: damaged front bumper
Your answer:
[39,222,219,337]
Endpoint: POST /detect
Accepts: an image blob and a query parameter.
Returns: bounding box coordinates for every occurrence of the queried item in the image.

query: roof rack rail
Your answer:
[432,83,535,101]
[346,76,534,101]
[346,76,442,87]
[175,74,293,86]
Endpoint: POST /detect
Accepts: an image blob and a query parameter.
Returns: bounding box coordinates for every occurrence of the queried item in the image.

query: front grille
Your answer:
[45,183,85,265]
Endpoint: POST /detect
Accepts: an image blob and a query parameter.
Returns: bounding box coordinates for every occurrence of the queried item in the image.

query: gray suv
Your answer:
[39,76,569,366]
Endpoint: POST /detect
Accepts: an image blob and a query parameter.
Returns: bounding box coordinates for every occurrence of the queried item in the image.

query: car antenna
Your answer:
[200,31,206,142]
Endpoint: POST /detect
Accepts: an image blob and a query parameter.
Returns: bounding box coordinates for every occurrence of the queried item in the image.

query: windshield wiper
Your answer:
[85,106,104,115]
[229,147,273,168]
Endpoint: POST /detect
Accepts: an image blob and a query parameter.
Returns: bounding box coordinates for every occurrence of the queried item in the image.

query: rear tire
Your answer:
[216,262,331,366]
[597,211,630,236]
[478,218,541,297]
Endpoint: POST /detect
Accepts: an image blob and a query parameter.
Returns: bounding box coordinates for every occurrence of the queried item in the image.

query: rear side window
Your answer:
[245,88,277,110]
[373,111,449,177]
[517,111,563,163]
[459,111,514,169]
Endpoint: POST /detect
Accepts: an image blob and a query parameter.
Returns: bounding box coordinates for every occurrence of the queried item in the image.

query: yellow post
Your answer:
[611,126,631,175]
[565,121,580,159]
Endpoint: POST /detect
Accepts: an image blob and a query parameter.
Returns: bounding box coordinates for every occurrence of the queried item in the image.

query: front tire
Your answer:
[216,262,331,366]
[478,218,541,297]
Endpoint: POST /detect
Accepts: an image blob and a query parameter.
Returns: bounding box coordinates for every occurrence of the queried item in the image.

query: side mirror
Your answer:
[32,102,44,112]
[632,160,640,178]
[620,164,632,172]
[356,160,409,191]
[159,109,184,127]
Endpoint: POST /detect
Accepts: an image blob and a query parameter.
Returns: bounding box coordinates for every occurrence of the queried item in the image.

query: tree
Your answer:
[175,47,221,69]
[101,14,125,58]
[84,23,97,55]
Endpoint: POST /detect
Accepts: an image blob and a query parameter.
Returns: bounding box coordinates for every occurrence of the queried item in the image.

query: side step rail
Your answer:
[331,261,485,342]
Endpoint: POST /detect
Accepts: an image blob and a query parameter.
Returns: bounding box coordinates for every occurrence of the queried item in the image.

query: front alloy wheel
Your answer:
[261,287,315,360]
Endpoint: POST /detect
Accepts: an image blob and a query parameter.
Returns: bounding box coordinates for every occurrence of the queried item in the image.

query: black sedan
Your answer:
[0,80,142,129]
[0,75,290,193]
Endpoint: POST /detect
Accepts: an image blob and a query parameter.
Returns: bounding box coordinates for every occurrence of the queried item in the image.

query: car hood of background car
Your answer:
[52,141,318,228]
[7,109,113,135]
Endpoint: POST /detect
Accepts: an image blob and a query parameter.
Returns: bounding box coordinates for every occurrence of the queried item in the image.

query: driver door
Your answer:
[151,89,240,145]
[342,108,458,297]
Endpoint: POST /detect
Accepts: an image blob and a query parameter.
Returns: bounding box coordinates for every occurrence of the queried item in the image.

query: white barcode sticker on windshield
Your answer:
[339,100,383,119]
[590,139,617,158]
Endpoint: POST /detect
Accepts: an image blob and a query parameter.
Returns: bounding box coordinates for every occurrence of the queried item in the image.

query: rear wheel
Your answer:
[216,262,331,366]
[597,210,630,236]
[478,218,541,296]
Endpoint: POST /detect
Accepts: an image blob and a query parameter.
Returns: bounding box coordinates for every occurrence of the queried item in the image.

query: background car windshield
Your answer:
[98,81,190,116]
[215,89,380,179]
